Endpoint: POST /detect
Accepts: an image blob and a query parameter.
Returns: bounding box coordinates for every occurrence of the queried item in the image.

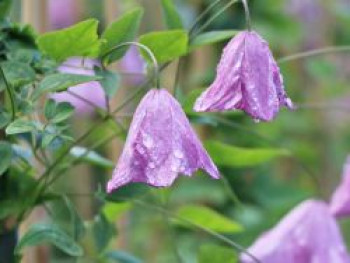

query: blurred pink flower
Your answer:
[48,0,78,29]
[107,89,219,193]
[330,157,350,218]
[194,31,293,122]
[241,200,350,263]
[51,58,106,114]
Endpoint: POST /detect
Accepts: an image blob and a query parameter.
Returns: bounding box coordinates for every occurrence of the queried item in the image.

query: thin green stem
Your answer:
[0,66,15,121]
[102,42,161,89]
[241,0,252,31]
[192,0,239,39]
[127,198,260,263]
[189,0,222,35]
[278,46,350,63]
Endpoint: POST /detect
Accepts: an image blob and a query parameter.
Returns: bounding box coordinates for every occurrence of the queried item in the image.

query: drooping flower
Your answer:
[107,89,219,193]
[51,57,106,114]
[241,200,350,263]
[330,156,350,218]
[194,31,293,122]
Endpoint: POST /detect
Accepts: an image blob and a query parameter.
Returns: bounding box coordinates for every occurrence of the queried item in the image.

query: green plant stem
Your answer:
[0,66,15,121]
[102,42,161,89]
[241,0,252,31]
[127,197,260,263]
[192,0,239,39]
[189,0,222,35]
[278,46,350,63]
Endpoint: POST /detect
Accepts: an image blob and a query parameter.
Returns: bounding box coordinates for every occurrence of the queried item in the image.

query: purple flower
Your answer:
[330,156,350,218]
[107,89,219,193]
[51,57,106,115]
[194,31,293,122]
[48,0,78,29]
[241,200,350,263]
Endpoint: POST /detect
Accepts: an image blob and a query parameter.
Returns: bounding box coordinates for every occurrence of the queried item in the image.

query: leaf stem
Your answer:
[192,0,239,39]
[278,46,350,63]
[0,66,16,121]
[241,0,252,31]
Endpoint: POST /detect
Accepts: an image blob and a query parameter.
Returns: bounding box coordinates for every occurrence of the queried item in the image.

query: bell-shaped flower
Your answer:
[241,200,350,263]
[51,57,106,114]
[330,156,350,218]
[107,89,219,193]
[194,31,293,122]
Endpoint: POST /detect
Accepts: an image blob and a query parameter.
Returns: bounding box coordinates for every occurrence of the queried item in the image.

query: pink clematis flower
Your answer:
[330,156,350,218]
[107,88,219,193]
[194,31,293,122]
[51,58,106,114]
[241,200,350,263]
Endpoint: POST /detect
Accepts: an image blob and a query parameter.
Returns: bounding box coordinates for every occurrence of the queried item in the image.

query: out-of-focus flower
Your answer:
[48,0,78,29]
[287,0,325,49]
[51,58,106,114]
[107,88,219,193]
[120,46,146,86]
[330,157,350,218]
[194,31,293,122]
[241,200,350,263]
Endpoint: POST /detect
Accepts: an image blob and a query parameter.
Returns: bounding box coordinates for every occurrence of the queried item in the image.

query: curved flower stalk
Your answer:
[330,156,350,218]
[120,46,146,86]
[51,57,106,114]
[107,89,219,193]
[194,31,293,122]
[241,200,350,263]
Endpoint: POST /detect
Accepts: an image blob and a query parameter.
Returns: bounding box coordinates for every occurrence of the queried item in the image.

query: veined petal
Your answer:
[107,89,219,193]
[241,200,350,263]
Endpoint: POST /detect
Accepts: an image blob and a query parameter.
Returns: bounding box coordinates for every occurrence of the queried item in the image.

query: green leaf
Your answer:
[198,244,237,263]
[190,30,238,49]
[6,119,36,135]
[93,213,116,253]
[0,109,11,129]
[0,142,13,175]
[105,251,143,263]
[41,133,57,148]
[0,0,12,19]
[44,99,56,120]
[62,196,86,240]
[161,0,184,29]
[37,19,101,62]
[33,73,101,99]
[70,146,114,168]
[95,67,120,98]
[51,102,74,123]
[176,205,243,233]
[139,30,188,63]
[205,141,290,168]
[15,224,83,257]
[0,61,35,90]
[101,8,144,63]
[103,202,132,222]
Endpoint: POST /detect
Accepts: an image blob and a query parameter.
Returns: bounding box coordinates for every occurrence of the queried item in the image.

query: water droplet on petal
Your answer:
[174,150,184,159]
[143,134,154,148]
[148,162,156,169]
[171,164,178,172]
[136,144,145,154]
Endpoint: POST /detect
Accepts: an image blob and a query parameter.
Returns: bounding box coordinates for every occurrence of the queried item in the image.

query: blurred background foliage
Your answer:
[2,0,350,262]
